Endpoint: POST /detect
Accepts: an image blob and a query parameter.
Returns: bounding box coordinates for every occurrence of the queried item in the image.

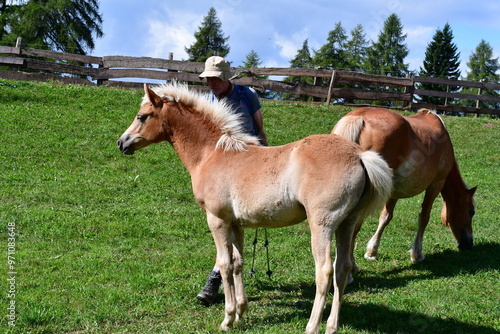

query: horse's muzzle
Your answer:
[457,235,473,250]
[117,135,135,155]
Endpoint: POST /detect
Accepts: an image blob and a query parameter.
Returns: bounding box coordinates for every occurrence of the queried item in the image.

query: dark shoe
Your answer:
[197,270,222,305]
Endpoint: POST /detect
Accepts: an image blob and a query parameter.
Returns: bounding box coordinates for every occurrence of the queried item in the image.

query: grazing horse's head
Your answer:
[441,186,477,250]
[117,84,166,155]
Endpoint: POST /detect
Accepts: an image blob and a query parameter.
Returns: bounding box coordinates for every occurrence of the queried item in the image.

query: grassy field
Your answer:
[0,79,498,334]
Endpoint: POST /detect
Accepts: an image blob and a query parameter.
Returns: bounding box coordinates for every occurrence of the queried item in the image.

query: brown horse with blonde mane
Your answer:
[332,107,476,267]
[117,83,393,334]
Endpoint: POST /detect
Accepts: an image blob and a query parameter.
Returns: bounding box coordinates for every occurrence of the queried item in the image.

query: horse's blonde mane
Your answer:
[418,108,446,127]
[143,82,260,151]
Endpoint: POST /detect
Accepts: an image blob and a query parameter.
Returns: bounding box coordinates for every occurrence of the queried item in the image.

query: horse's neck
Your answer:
[165,102,221,172]
[440,159,468,201]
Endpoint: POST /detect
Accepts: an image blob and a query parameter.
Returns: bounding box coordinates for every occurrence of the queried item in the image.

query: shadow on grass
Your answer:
[341,302,497,334]
[239,242,499,333]
[246,291,497,334]
[352,241,499,290]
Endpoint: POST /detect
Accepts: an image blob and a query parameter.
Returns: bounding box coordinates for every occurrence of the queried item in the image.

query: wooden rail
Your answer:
[1,45,499,115]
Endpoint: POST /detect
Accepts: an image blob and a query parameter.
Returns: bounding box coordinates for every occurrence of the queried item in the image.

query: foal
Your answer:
[118,84,393,333]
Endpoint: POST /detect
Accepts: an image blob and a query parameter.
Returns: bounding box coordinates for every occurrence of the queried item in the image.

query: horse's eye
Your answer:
[137,114,148,122]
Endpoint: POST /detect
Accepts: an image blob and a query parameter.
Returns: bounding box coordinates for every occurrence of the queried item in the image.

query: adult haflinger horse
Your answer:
[332,107,476,264]
[117,82,393,334]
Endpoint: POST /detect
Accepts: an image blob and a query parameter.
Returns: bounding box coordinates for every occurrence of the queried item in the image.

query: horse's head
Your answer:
[117,84,166,155]
[441,185,477,250]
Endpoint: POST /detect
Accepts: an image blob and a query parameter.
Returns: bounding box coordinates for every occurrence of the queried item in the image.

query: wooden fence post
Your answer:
[403,72,414,108]
[326,70,336,104]
[475,79,484,117]
[96,60,104,86]
[312,67,323,102]
[14,37,22,54]
[444,85,450,106]
[167,52,178,83]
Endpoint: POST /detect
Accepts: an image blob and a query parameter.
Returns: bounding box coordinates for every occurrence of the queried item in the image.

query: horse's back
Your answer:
[194,134,369,228]
[334,107,455,198]
[334,107,413,170]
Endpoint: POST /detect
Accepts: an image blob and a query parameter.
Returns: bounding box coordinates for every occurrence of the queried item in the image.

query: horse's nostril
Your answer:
[117,136,127,152]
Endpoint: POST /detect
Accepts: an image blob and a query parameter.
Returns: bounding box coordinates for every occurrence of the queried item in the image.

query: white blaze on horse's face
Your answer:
[117,85,165,155]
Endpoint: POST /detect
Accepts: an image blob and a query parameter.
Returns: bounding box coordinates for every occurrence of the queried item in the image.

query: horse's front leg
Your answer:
[207,212,237,331]
[410,184,442,262]
[365,198,398,260]
[231,225,248,322]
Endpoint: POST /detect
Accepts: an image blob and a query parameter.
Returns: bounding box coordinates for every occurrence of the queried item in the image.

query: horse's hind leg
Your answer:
[326,218,356,334]
[305,223,334,334]
[365,198,398,260]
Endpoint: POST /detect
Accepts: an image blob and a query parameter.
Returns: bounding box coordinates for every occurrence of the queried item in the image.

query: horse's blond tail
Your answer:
[357,150,393,221]
[331,116,364,144]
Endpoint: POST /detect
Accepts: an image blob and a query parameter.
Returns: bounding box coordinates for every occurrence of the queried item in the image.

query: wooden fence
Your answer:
[1,43,499,116]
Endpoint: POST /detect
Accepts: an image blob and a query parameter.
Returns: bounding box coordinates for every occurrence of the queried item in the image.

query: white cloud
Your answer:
[405,26,434,48]
[144,9,200,60]
[273,29,310,60]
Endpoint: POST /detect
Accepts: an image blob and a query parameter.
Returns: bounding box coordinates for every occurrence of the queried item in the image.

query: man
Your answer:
[196,56,268,305]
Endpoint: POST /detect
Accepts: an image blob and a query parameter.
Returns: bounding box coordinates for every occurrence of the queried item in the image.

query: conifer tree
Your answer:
[0,0,103,54]
[365,13,409,77]
[185,7,230,62]
[289,39,314,70]
[284,39,314,101]
[417,23,461,105]
[240,50,273,99]
[345,24,368,72]
[313,22,348,70]
[462,40,500,109]
[241,50,263,70]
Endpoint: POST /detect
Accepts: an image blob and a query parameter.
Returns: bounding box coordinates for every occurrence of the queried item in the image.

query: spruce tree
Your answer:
[283,39,314,101]
[241,50,263,70]
[313,22,348,70]
[1,0,103,54]
[185,7,230,62]
[462,40,500,109]
[417,23,461,105]
[289,39,313,70]
[240,50,272,98]
[365,13,409,77]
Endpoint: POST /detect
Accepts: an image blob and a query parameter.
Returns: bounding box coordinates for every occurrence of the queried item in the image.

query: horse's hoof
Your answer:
[410,251,425,263]
[364,253,377,260]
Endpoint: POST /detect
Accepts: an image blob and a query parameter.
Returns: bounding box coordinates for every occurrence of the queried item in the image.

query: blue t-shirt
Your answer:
[213,84,262,136]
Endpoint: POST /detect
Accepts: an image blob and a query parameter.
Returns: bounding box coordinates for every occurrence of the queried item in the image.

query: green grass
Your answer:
[0,79,498,333]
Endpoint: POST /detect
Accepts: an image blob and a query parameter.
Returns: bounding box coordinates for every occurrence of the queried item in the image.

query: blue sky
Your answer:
[91,0,500,77]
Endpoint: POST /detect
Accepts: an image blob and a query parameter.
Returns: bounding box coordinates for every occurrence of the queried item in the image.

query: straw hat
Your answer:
[199,56,236,81]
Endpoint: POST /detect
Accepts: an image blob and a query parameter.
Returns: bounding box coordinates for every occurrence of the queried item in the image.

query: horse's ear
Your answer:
[144,84,163,108]
[469,185,478,196]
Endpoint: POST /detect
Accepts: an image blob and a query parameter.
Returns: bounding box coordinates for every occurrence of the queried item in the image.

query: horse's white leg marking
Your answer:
[365,198,398,260]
